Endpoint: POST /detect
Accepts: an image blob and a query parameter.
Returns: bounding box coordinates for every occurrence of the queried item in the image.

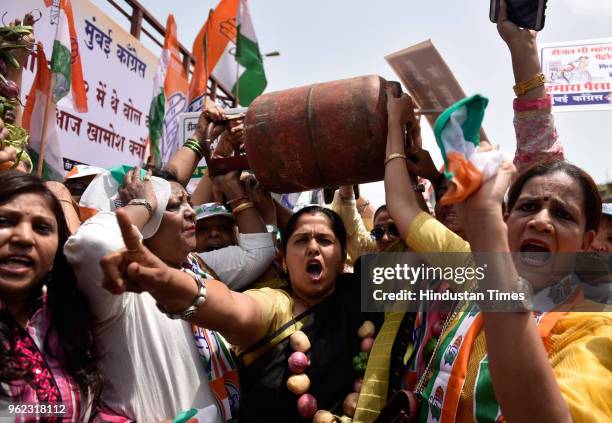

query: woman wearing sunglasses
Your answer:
[370,207,401,252]
[332,186,414,266]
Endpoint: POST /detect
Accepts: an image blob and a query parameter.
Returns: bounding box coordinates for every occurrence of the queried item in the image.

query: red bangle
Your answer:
[513,95,552,112]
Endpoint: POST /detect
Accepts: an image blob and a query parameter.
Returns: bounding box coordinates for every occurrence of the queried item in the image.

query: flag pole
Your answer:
[37,86,53,178]
[234,2,241,106]
[202,8,213,109]
[36,55,54,178]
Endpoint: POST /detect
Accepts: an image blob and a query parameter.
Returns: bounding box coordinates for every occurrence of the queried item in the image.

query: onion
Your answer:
[313,410,335,423]
[360,336,374,352]
[353,377,363,393]
[0,80,19,99]
[343,392,360,417]
[357,321,375,338]
[286,374,310,395]
[289,330,311,352]
[288,351,310,374]
[297,393,318,419]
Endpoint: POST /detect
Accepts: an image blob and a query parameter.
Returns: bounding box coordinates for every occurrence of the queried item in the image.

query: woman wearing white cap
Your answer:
[64,167,235,422]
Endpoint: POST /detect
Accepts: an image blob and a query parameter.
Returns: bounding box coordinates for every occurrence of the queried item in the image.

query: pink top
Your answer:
[0,298,86,422]
[513,95,564,173]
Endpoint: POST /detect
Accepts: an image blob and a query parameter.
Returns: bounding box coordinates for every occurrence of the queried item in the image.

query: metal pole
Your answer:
[130,5,143,39]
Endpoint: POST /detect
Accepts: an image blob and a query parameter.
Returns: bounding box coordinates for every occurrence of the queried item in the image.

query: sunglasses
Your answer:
[370,223,399,240]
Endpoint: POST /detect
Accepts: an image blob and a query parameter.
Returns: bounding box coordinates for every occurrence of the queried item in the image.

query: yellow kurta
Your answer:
[406,212,612,422]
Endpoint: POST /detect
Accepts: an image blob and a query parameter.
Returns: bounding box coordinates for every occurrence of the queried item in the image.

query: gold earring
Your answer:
[282,262,288,273]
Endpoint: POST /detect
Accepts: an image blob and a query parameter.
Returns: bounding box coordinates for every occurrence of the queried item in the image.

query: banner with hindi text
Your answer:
[3,0,156,174]
[540,38,612,112]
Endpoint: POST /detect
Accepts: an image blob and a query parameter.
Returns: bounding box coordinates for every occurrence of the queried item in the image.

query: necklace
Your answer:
[286,321,376,422]
[414,300,461,395]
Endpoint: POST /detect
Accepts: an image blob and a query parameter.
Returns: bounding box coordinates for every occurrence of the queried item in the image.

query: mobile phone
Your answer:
[490,0,547,31]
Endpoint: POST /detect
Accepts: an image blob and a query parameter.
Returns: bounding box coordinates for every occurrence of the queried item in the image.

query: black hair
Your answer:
[281,205,347,261]
[373,205,388,224]
[507,160,602,232]
[0,171,102,402]
[151,167,180,184]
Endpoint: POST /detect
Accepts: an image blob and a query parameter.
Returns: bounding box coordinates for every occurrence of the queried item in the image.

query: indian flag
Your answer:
[434,95,503,205]
[44,0,88,112]
[23,45,65,181]
[148,14,189,167]
[188,0,266,110]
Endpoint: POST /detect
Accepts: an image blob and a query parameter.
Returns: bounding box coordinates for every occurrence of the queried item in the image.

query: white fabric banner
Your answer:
[5,0,157,172]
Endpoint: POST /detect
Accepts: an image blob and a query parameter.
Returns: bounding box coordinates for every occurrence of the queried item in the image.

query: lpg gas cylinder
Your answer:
[244,75,394,193]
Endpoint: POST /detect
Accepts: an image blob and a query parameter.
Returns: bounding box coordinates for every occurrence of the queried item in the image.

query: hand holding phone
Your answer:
[490,0,547,31]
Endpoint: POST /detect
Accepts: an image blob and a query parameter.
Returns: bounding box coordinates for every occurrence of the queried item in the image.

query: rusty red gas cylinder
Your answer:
[244,75,392,193]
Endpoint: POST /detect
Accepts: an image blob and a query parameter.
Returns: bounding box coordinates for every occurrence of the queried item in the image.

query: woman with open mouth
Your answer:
[100,204,384,422]
[384,85,610,421]
[0,171,101,420]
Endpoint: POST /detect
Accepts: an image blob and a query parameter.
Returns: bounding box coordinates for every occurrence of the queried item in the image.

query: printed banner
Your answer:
[541,38,612,112]
[3,0,157,173]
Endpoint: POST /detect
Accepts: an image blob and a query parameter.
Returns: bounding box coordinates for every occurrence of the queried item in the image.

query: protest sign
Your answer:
[4,0,156,173]
[540,38,612,112]
[385,39,488,141]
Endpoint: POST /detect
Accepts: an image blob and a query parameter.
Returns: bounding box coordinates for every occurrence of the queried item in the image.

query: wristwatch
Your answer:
[127,199,153,216]
[479,275,534,312]
[157,268,207,320]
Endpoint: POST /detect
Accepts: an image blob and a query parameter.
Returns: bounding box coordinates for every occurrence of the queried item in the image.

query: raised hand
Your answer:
[226,118,245,146]
[212,117,245,158]
[0,144,17,170]
[497,0,537,48]
[194,99,227,141]
[404,145,442,185]
[386,85,417,127]
[118,167,157,210]
[455,158,517,227]
[9,14,36,68]
[245,175,276,225]
[100,208,170,295]
[212,170,245,201]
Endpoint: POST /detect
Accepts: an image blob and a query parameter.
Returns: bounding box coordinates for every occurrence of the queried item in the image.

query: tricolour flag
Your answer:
[23,46,65,181]
[189,0,266,110]
[434,95,503,205]
[44,0,88,112]
[148,14,189,167]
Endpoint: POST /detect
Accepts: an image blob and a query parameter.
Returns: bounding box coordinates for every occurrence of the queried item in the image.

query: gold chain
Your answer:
[413,298,468,395]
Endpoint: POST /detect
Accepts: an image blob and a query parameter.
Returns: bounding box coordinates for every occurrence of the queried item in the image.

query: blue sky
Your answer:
[95,0,612,207]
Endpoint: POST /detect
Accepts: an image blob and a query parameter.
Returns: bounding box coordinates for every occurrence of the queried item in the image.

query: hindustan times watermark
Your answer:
[360,252,611,313]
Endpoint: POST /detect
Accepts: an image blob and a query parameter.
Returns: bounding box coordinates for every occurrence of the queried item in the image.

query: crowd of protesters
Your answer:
[0,1,610,422]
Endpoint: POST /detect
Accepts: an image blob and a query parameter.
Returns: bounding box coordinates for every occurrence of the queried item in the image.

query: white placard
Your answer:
[540,38,612,112]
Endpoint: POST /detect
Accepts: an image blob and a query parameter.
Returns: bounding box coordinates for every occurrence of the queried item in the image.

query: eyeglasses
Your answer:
[370,223,399,240]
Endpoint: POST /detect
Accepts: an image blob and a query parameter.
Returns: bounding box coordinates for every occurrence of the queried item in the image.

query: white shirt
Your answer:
[198,232,275,290]
[64,212,221,423]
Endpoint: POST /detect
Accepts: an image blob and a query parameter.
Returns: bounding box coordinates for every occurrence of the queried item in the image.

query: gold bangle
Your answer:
[513,72,546,96]
[384,153,407,166]
[227,196,250,206]
[232,201,255,214]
